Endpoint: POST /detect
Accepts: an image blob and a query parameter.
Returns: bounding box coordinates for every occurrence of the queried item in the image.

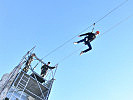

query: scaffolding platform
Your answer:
[0,49,56,100]
[13,71,52,99]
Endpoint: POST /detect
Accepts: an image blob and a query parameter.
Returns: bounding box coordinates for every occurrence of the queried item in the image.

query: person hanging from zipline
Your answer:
[74,31,100,55]
[40,62,56,77]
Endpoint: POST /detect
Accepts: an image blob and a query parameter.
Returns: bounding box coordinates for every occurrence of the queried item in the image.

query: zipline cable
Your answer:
[53,13,133,77]
[95,0,128,24]
[53,45,85,77]
[57,45,85,64]
[99,14,133,38]
[42,0,128,59]
[33,0,128,70]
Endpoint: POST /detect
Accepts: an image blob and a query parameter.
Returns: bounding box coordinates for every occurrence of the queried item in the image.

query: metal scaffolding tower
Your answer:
[0,47,57,100]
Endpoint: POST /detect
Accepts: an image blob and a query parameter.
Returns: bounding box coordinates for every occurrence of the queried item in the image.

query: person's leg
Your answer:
[41,70,46,77]
[41,71,44,76]
[80,42,92,55]
[83,42,92,53]
[74,38,85,44]
[77,38,85,43]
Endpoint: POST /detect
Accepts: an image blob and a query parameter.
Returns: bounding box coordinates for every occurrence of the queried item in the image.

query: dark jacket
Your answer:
[80,32,96,42]
[41,64,55,72]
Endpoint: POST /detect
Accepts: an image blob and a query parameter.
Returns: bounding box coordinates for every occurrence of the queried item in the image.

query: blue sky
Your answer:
[0,0,133,100]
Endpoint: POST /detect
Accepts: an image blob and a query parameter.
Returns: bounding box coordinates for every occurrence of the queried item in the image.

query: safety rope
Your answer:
[41,0,128,59]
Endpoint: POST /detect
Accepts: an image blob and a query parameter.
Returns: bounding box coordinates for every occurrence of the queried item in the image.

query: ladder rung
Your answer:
[17,84,24,89]
[22,77,28,81]
[19,82,26,88]
[17,87,23,91]
[17,86,24,90]
[23,75,29,80]
[21,79,27,83]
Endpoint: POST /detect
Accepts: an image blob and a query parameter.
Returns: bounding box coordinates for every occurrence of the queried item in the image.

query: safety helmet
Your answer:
[96,31,100,34]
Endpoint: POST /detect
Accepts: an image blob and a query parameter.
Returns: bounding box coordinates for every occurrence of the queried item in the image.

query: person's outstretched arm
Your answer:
[79,32,91,37]
[48,66,56,69]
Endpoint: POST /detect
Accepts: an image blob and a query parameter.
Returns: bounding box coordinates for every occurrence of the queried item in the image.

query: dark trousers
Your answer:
[77,38,92,53]
[41,70,47,77]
